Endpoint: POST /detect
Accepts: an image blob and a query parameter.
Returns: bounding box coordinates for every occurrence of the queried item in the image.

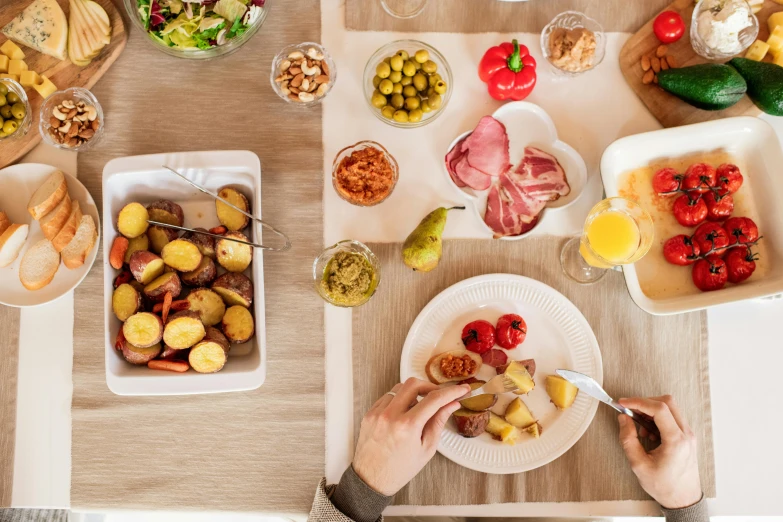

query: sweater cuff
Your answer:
[329,465,393,522]
[661,495,708,522]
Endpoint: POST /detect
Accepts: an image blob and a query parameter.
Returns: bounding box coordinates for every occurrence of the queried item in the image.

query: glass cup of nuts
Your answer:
[39,87,104,151]
[270,43,337,106]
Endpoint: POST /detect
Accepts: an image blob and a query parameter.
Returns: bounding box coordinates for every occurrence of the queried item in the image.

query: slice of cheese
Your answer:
[745,40,770,61]
[767,26,783,56]
[31,74,56,98]
[0,73,20,81]
[0,55,8,73]
[8,59,27,75]
[0,40,25,60]
[2,0,68,61]
[769,12,783,34]
[19,69,40,87]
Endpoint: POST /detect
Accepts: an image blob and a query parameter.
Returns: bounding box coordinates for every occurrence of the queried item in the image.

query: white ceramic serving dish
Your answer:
[601,117,783,315]
[0,163,100,307]
[444,102,587,240]
[102,151,266,396]
[400,274,602,474]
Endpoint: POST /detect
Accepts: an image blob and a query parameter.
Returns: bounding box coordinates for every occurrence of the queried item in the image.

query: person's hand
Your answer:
[618,395,702,509]
[352,378,470,496]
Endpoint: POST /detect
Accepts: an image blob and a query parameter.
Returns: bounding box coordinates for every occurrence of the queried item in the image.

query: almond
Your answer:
[290,73,304,88]
[642,69,655,85]
[314,74,330,84]
[288,67,302,76]
[656,45,668,58]
[321,61,330,76]
[641,55,651,71]
[666,55,678,68]
[660,58,669,70]
[651,56,661,73]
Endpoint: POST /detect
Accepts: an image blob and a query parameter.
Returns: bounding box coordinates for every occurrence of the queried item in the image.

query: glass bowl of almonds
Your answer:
[39,87,103,151]
[270,42,336,106]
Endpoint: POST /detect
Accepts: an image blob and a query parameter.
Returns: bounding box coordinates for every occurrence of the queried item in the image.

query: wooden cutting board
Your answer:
[619,0,783,128]
[0,0,126,168]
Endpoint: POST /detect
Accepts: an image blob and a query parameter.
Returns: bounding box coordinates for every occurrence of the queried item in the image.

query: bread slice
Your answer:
[52,200,82,252]
[425,349,483,385]
[0,223,29,268]
[39,193,72,240]
[62,214,97,269]
[0,211,10,235]
[19,239,60,290]
[28,170,68,220]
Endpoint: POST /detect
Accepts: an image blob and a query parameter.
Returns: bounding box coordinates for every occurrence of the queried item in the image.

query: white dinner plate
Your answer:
[400,274,602,474]
[0,163,100,307]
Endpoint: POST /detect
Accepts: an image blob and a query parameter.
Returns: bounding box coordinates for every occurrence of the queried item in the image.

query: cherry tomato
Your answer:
[693,222,730,256]
[724,246,757,284]
[652,167,682,196]
[653,11,686,44]
[715,164,743,196]
[495,313,527,349]
[672,194,707,227]
[692,255,728,292]
[663,234,701,266]
[723,216,759,246]
[703,191,734,221]
[681,163,717,195]
[461,320,496,354]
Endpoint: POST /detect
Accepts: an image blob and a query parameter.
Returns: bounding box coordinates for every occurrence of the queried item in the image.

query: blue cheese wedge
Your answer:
[2,0,68,61]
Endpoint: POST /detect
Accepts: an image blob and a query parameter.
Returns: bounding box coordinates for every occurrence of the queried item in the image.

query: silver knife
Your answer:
[556,369,660,438]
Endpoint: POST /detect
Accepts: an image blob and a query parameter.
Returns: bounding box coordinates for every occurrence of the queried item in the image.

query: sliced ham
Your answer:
[484,180,542,238]
[455,154,492,190]
[499,171,547,224]
[513,147,570,201]
[464,116,511,176]
[444,136,467,188]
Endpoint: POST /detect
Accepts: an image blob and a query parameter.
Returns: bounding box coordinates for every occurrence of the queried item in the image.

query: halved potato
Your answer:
[181,256,217,287]
[485,413,519,445]
[215,187,250,231]
[546,375,579,409]
[124,234,149,264]
[452,408,490,438]
[525,422,543,439]
[147,200,184,227]
[459,380,497,412]
[186,288,226,326]
[112,283,142,321]
[504,397,536,429]
[216,232,252,273]
[144,271,182,302]
[163,310,206,349]
[117,202,149,239]
[161,239,203,272]
[504,361,535,394]
[129,250,165,285]
[147,225,179,254]
[221,305,254,343]
[121,341,162,365]
[211,272,253,307]
[182,228,216,258]
[188,327,230,374]
[122,312,164,348]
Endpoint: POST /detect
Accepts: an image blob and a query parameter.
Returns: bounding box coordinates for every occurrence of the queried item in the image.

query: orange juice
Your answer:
[580,210,641,268]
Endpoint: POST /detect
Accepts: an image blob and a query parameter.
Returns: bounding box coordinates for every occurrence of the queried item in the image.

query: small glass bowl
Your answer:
[314,240,381,308]
[270,42,337,107]
[39,87,104,152]
[363,39,453,128]
[690,0,758,61]
[0,79,32,141]
[540,11,606,77]
[380,0,428,19]
[332,140,399,207]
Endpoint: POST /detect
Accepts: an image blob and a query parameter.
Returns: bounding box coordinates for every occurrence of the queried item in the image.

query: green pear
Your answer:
[402,206,464,272]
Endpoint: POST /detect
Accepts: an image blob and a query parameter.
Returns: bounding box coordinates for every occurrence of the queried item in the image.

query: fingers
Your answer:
[388,378,440,414]
[409,383,471,427]
[651,395,693,435]
[370,383,403,414]
[619,397,683,442]
[618,414,648,468]
[422,401,462,449]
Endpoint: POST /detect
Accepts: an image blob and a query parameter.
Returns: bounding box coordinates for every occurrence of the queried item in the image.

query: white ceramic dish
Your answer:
[444,102,587,240]
[601,117,783,315]
[102,151,266,396]
[0,164,100,307]
[400,274,602,474]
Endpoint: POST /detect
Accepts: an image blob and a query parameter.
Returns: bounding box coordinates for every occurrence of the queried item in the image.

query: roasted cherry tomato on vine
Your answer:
[495,313,527,349]
[724,246,757,284]
[692,255,728,292]
[673,194,707,227]
[703,192,734,221]
[652,167,682,196]
[478,39,537,101]
[724,216,759,246]
[682,163,717,195]
[653,11,686,44]
[461,320,496,354]
[693,222,730,256]
[715,163,743,196]
[663,235,701,266]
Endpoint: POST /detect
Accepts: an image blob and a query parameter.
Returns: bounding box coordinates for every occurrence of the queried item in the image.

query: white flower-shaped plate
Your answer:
[444,102,587,240]
[400,274,602,474]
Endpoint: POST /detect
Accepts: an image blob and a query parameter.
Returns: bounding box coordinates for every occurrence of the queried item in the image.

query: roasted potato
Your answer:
[546,375,578,409]
[147,200,184,227]
[182,228,216,259]
[503,360,535,395]
[117,202,149,239]
[485,413,519,445]
[124,234,150,264]
[112,283,143,321]
[215,186,250,231]
[216,232,252,273]
[459,380,497,412]
[147,225,179,254]
[221,305,254,343]
[186,288,226,326]
[144,271,182,302]
[181,256,217,287]
[123,312,164,348]
[452,408,490,438]
[121,341,162,365]
[161,239,203,272]
[163,310,206,349]
[526,422,543,439]
[497,358,536,377]
[504,397,536,429]
[129,250,166,285]
[189,326,231,373]
[211,272,253,307]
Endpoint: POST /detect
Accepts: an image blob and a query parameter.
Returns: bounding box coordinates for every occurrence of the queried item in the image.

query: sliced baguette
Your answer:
[425,349,483,385]
[62,214,97,269]
[19,239,60,290]
[52,200,83,252]
[0,223,30,268]
[0,211,10,235]
[28,171,68,220]
[39,192,72,240]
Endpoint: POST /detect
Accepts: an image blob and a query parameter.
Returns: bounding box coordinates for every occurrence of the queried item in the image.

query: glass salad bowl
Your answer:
[123,0,270,59]
[0,79,32,141]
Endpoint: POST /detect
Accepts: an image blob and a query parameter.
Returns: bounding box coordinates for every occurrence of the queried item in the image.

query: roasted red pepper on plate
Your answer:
[479,39,537,101]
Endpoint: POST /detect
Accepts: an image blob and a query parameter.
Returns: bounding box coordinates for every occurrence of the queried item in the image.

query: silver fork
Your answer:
[457,373,519,399]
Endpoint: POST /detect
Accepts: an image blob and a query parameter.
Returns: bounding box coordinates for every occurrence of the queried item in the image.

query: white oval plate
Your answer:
[0,163,100,307]
[400,274,602,474]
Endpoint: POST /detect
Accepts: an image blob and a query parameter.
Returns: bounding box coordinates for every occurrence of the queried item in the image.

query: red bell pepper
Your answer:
[478,39,537,101]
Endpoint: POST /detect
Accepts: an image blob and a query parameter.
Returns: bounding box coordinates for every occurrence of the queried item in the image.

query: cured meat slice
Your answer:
[455,155,492,190]
[464,116,511,176]
[499,171,547,224]
[512,147,570,201]
[484,181,542,238]
[445,136,468,188]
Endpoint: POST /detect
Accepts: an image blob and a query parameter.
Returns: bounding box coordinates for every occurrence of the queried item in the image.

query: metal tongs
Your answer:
[151,166,291,252]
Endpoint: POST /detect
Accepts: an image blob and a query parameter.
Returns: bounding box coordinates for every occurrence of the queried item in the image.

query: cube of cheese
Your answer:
[0,73,19,82]
[745,40,770,61]
[768,12,783,34]
[0,55,8,73]
[767,26,783,56]
[7,59,27,76]
[0,40,24,60]
[31,74,56,98]
[19,70,40,87]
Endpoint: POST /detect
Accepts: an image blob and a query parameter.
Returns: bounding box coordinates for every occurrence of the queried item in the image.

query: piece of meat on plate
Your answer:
[500,170,547,223]
[513,146,570,201]
[455,154,492,190]
[483,181,541,238]
[464,116,511,177]
[445,136,468,188]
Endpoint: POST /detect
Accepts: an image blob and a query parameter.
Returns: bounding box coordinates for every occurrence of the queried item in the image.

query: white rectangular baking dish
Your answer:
[601,117,783,315]
[102,151,266,395]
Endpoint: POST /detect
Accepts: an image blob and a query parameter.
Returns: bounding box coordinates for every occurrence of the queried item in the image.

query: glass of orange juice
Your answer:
[560,197,654,284]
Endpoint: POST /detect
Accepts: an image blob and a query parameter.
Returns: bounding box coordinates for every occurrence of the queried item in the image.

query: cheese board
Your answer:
[619,0,783,128]
[0,0,126,168]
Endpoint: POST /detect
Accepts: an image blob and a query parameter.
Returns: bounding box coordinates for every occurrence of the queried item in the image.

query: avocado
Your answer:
[657,64,747,111]
[729,58,783,116]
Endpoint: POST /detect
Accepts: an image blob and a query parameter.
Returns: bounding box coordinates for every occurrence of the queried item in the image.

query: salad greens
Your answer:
[137,0,265,51]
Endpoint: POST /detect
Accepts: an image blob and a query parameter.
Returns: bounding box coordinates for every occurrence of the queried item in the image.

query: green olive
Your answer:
[404,96,420,110]
[414,49,430,63]
[390,55,404,72]
[427,87,436,98]
[0,94,6,107]
[0,105,10,119]
[402,85,417,98]
[402,60,417,77]
[6,92,20,105]
[371,90,388,108]
[372,75,382,88]
[408,108,423,122]
[2,120,18,134]
[0,131,7,139]
[378,79,394,95]
[391,82,403,94]
[11,103,25,120]
[388,70,402,83]
[14,117,23,125]
[395,50,409,61]
[413,73,428,92]
[422,60,438,74]
[383,57,392,64]
[420,100,432,113]
[393,110,409,123]
[0,84,7,96]
[376,61,391,79]
[428,73,442,87]
[429,93,443,110]
[433,80,447,94]
[413,60,422,71]
[400,75,413,86]
[381,105,395,120]
[390,93,405,109]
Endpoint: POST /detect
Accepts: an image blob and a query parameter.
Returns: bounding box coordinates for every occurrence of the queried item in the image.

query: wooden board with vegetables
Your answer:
[0,0,126,168]
[619,0,783,128]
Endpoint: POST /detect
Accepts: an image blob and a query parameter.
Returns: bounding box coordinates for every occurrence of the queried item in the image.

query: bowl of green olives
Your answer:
[364,40,452,128]
[0,79,32,141]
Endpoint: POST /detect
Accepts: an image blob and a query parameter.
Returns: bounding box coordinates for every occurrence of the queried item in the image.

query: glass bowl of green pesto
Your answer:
[314,240,380,308]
